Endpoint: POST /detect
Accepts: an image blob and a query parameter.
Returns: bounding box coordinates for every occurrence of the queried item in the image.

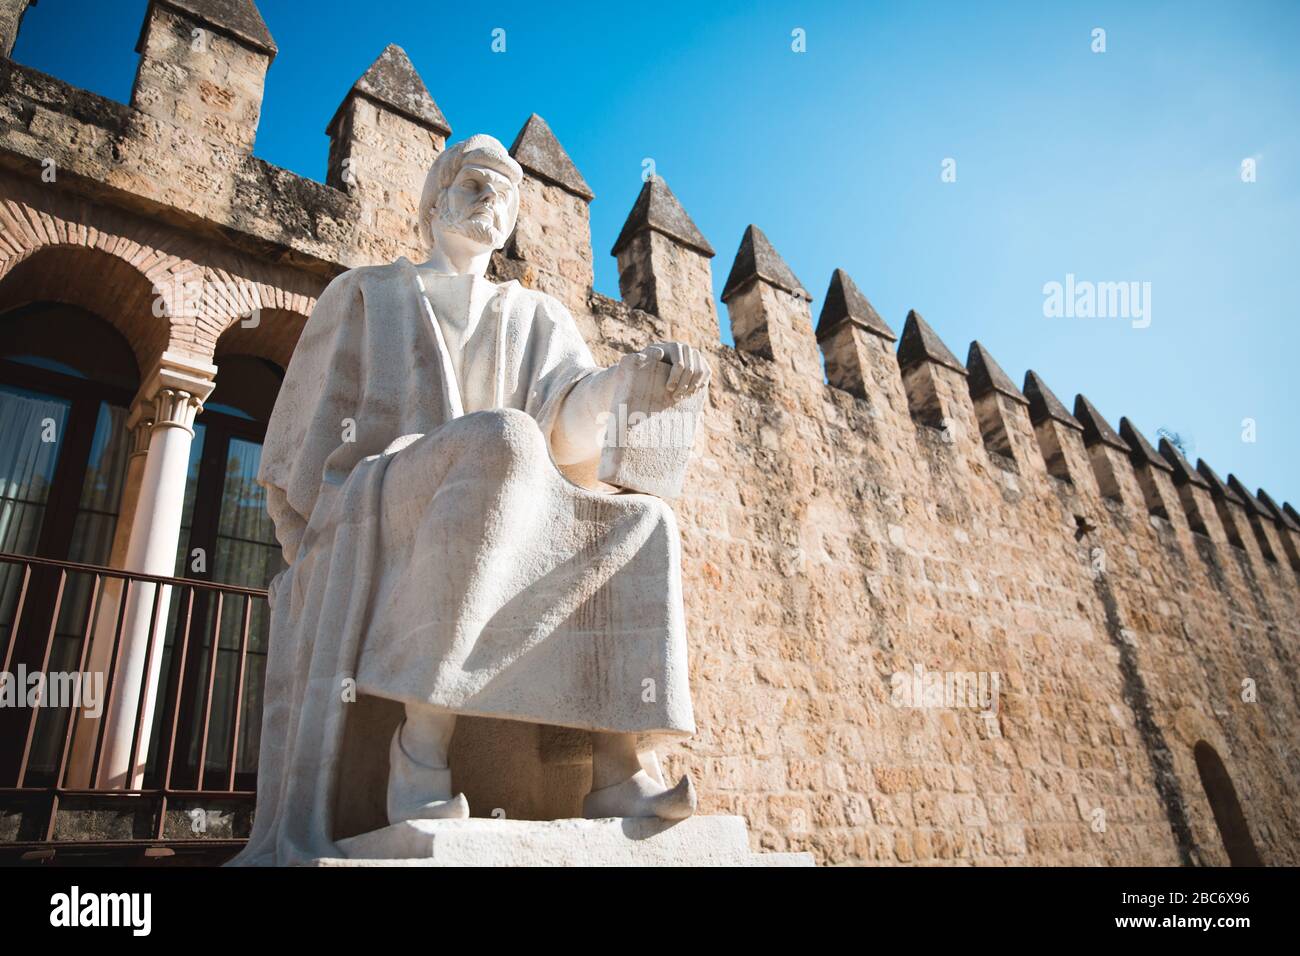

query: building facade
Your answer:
[0,0,1297,865]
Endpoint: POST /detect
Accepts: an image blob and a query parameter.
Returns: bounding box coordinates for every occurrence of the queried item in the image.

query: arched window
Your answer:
[0,302,138,564]
[172,353,284,586]
[1193,741,1263,866]
[0,302,139,781]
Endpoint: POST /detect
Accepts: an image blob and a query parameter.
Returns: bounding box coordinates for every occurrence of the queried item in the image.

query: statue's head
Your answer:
[418,134,523,256]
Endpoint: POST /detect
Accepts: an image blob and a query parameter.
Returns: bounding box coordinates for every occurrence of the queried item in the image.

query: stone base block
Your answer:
[310,815,813,867]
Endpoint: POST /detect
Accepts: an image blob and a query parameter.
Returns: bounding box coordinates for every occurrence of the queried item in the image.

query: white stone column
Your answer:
[96,352,215,790]
[64,412,154,789]
[109,408,158,569]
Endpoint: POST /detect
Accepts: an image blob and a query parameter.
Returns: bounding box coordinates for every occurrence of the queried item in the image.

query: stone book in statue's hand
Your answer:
[597,352,706,500]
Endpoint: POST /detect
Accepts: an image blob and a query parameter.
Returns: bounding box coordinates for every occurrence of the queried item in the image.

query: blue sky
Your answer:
[13,0,1299,501]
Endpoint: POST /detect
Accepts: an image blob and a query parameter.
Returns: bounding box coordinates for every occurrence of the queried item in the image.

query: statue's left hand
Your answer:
[621,341,711,395]
[553,340,709,468]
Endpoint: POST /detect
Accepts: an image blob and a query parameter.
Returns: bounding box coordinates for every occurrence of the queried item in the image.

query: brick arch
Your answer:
[153,265,317,363]
[0,243,180,376]
[0,191,321,373]
[213,307,309,373]
[192,265,315,352]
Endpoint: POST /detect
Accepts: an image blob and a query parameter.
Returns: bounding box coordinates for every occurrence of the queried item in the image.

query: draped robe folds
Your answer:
[229,257,695,866]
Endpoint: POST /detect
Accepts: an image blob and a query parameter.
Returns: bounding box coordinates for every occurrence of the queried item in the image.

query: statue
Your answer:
[229,135,710,865]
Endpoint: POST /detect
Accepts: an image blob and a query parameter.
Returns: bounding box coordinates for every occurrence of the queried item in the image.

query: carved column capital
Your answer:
[152,387,203,431]
[125,411,155,457]
[133,351,217,438]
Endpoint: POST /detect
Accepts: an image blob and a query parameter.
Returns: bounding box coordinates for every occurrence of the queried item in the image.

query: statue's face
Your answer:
[432,163,518,252]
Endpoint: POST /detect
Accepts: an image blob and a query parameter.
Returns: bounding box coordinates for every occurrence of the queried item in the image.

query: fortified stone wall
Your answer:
[2,0,1297,865]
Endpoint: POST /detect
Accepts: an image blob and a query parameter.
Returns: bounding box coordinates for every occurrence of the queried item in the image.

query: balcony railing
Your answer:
[0,552,268,863]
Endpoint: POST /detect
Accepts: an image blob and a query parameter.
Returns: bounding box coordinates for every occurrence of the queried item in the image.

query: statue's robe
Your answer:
[230,257,694,866]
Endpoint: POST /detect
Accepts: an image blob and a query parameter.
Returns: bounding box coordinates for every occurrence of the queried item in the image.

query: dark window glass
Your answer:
[1,303,138,391]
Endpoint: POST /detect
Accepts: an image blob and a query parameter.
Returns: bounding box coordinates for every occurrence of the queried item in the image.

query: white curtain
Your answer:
[0,385,70,632]
[67,402,131,565]
[204,437,282,778]
[0,385,69,550]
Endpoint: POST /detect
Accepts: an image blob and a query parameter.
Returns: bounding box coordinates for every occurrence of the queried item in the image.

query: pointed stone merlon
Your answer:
[1073,394,1132,503]
[503,114,594,316]
[815,269,902,408]
[1257,489,1300,533]
[1118,417,1176,519]
[1196,459,1246,548]
[1158,438,1213,536]
[894,311,975,446]
[1195,459,1241,503]
[1226,474,1267,519]
[966,341,1030,465]
[611,176,718,349]
[1227,474,1280,563]
[132,0,277,153]
[721,226,821,380]
[325,44,449,261]
[1257,488,1300,570]
[0,0,36,58]
[327,43,450,177]
[1023,371,1086,486]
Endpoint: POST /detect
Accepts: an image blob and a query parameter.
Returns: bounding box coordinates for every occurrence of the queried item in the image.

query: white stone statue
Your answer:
[229,135,710,865]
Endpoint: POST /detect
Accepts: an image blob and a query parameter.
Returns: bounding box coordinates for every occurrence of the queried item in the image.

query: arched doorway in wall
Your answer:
[0,302,140,780]
[148,353,287,792]
[1193,741,1264,866]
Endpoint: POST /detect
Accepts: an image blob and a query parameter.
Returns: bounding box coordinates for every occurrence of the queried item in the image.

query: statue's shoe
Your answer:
[581,770,697,820]
[386,724,470,824]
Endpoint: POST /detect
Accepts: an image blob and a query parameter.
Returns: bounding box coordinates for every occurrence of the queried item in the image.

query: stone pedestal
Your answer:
[310,816,813,867]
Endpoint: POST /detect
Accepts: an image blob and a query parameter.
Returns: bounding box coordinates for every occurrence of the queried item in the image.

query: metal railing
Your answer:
[0,552,268,861]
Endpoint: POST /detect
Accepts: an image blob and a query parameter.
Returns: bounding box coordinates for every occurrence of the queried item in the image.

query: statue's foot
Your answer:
[582,770,696,821]
[386,723,470,824]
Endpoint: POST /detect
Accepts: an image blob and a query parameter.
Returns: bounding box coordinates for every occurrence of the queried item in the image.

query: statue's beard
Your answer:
[437,204,507,249]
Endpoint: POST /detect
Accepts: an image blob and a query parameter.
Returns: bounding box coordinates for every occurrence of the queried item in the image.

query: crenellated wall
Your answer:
[1,0,1297,866]
[599,194,1300,863]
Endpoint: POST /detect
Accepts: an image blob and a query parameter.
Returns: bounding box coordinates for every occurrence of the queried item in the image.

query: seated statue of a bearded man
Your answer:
[230,134,710,866]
